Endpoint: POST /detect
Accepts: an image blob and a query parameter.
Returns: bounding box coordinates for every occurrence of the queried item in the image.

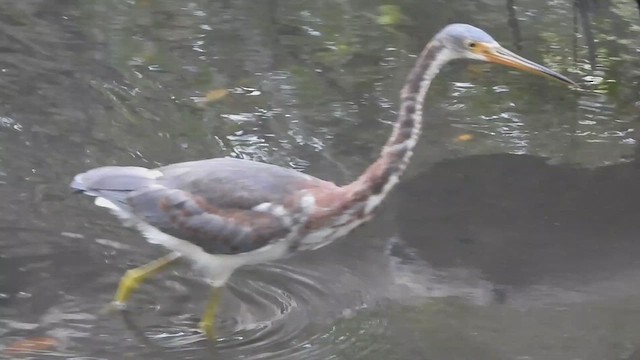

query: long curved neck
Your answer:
[346,40,451,207]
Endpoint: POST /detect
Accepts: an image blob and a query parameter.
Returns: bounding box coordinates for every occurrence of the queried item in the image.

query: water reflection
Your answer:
[398,153,640,288]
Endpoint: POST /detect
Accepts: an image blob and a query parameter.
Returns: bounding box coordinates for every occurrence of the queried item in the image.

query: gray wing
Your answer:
[155,158,324,209]
[71,158,321,254]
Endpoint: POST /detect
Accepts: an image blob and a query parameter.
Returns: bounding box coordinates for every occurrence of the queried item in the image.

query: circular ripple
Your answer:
[134,261,390,359]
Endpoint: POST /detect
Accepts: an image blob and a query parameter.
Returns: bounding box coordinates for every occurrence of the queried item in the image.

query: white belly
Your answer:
[136,221,291,286]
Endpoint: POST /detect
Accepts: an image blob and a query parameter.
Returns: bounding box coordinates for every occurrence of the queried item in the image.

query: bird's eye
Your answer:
[468,42,477,48]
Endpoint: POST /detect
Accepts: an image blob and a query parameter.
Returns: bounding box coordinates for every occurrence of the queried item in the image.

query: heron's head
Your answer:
[436,23,576,86]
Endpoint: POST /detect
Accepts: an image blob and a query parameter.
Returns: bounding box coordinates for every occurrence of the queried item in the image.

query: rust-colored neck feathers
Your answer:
[346,40,450,209]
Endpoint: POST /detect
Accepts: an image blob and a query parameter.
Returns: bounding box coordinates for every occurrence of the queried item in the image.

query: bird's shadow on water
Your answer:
[394,153,640,299]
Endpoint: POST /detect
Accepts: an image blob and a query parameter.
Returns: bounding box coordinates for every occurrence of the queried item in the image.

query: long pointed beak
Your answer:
[476,44,577,87]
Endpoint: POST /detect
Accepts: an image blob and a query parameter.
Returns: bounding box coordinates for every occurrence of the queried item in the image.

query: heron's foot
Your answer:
[199,318,216,340]
[199,287,224,340]
[109,252,182,310]
[100,301,127,316]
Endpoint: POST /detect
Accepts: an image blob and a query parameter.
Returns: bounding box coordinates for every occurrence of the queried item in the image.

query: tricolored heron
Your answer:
[71,24,575,339]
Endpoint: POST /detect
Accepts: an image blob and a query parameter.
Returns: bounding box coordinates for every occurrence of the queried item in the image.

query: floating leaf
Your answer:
[204,89,229,103]
[192,88,231,107]
[5,337,59,355]
[455,134,474,142]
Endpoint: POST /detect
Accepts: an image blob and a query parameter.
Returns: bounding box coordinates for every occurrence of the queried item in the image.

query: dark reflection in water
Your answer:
[398,154,640,290]
[0,0,640,359]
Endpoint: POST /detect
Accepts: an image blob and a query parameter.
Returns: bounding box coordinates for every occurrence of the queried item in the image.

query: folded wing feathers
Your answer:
[71,165,315,255]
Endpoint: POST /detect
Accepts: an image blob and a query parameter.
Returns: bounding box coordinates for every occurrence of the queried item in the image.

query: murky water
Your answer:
[1,0,639,359]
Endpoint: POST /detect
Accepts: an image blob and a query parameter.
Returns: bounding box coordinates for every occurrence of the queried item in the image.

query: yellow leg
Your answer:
[110,252,181,308]
[199,287,224,339]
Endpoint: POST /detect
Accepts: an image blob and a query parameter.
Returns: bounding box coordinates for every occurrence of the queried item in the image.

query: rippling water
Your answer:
[1,0,640,359]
